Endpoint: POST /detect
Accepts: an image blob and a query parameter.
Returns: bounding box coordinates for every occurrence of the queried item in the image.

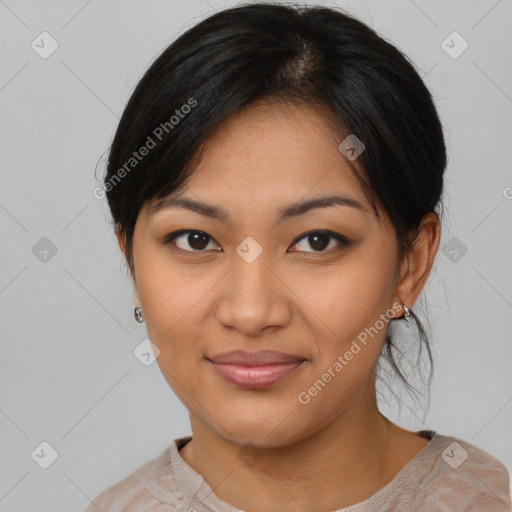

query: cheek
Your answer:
[293,253,396,341]
[135,248,215,337]
[132,255,216,395]
[291,254,397,403]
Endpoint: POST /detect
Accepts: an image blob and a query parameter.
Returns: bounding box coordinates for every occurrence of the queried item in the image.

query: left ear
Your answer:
[392,212,441,313]
[115,223,126,256]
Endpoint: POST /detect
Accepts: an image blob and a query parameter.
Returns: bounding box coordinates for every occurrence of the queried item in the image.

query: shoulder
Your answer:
[82,438,190,512]
[412,433,511,512]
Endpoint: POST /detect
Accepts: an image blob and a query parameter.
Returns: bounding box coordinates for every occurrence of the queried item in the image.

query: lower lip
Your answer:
[209,361,305,388]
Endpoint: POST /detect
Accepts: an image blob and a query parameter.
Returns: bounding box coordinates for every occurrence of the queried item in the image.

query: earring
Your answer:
[403,304,412,322]
[134,306,144,324]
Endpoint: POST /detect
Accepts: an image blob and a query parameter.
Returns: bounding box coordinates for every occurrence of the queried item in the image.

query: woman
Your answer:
[85,3,510,511]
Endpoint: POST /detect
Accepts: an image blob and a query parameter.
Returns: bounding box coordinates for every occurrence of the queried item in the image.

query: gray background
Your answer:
[1,0,511,510]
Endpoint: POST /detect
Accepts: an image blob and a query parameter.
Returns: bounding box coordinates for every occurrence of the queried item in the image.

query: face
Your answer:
[128,101,406,448]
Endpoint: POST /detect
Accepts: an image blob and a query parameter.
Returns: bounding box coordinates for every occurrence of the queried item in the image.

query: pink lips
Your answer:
[207,350,306,389]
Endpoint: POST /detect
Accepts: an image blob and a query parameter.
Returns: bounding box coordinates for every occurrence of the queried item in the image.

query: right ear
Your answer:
[115,224,140,301]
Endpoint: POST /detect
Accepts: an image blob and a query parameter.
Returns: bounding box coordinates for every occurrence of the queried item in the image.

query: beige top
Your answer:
[83,431,511,511]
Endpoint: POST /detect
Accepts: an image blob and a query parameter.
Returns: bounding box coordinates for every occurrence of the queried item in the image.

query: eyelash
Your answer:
[162,229,350,256]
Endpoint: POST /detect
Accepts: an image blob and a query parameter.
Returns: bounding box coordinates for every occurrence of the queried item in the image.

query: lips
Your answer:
[208,349,306,365]
[206,350,307,388]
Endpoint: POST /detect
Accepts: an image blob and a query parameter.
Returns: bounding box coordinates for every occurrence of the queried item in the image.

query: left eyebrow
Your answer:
[278,195,369,221]
[148,194,369,224]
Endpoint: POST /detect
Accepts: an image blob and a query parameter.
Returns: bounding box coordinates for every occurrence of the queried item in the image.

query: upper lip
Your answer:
[207,350,306,366]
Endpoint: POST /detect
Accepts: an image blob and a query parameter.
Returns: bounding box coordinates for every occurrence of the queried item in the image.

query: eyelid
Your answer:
[289,229,348,248]
[162,229,349,253]
[163,229,221,252]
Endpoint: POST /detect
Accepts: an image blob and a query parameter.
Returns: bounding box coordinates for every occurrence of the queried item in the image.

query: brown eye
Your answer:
[163,230,221,252]
[289,230,349,253]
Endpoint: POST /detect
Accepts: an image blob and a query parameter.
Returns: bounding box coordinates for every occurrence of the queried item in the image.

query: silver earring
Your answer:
[403,304,412,322]
[134,306,144,323]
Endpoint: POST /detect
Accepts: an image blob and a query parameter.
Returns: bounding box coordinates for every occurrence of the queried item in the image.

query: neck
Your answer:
[179,383,409,512]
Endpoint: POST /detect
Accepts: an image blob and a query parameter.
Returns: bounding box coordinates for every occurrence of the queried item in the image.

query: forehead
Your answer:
[180,100,365,200]
[139,100,389,233]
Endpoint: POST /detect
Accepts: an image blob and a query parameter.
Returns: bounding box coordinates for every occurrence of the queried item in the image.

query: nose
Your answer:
[215,250,292,337]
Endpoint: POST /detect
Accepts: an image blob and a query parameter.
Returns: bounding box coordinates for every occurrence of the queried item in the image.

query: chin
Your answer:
[212,416,311,451]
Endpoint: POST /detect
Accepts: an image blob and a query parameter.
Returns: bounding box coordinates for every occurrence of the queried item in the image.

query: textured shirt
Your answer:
[83,431,511,511]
